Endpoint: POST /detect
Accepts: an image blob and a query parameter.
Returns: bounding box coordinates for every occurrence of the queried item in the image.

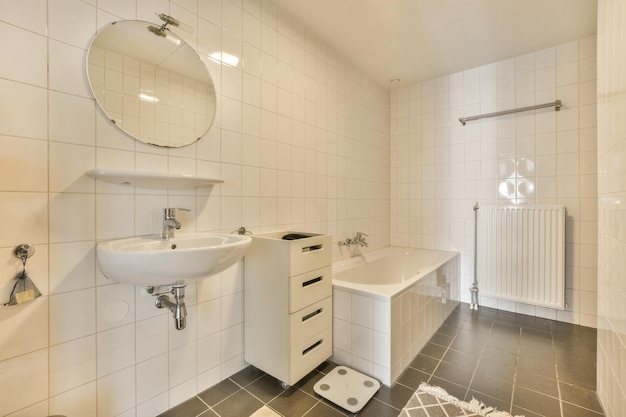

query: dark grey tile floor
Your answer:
[158,303,604,417]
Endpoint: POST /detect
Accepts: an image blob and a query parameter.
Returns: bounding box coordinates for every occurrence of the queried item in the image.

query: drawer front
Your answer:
[290,296,332,347]
[288,235,331,276]
[289,326,332,385]
[289,266,332,313]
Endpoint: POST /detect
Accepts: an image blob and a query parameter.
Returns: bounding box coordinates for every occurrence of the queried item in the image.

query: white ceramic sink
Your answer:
[96,232,252,286]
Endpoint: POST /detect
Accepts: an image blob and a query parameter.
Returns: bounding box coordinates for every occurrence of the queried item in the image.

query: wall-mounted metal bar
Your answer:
[459,100,561,125]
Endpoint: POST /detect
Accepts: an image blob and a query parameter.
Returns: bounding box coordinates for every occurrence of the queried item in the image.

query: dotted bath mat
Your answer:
[313,366,381,413]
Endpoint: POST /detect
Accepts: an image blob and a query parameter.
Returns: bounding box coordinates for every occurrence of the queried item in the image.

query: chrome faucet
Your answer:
[355,232,368,247]
[162,208,189,239]
[338,232,369,247]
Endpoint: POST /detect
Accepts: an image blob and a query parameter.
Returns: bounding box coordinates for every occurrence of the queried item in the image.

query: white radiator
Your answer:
[477,205,566,309]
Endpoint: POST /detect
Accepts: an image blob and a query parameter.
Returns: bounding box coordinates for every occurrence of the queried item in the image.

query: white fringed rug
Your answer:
[398,383,524,417]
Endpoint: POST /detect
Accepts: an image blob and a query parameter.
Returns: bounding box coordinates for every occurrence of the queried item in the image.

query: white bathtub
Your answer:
[331,247,460,386]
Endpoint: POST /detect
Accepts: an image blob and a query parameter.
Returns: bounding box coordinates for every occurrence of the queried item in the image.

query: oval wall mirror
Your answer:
[86,20,217,148]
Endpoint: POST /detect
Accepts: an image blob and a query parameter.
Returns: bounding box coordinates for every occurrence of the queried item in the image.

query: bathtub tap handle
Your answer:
[339,233,368,247]
[355,232,368,247]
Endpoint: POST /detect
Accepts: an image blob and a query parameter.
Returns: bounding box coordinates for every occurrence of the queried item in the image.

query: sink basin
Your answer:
[96,232,252,286]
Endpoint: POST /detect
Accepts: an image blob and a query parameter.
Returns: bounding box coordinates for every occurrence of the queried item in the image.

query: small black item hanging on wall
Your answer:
[5,244,41,306]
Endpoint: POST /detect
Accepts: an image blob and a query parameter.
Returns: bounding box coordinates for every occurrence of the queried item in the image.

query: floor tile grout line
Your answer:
[229,372,267,390]
[428,308,471,390]
[560,399,605,415]
[370,396,403,413]
[204,388,240,411]
[290,381,335,417]
[222,373,290,416]
[241,384,284,413]
[462,318,494,403]
[297,397,321,417]
[508,322,522,416]
[201,375,272,417]
[195,395,211,416]
[551,327,566,417]
[395,379,422,393]
[427,311,486,400]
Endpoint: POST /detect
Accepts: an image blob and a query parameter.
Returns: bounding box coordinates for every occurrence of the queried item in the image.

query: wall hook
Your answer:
[13,243,35,262]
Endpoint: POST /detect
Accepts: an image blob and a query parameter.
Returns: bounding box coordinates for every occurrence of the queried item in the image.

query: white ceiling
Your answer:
[271,0,598,88]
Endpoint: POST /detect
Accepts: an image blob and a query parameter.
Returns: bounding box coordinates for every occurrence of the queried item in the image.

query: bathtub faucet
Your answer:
[355,232,368,247]
[339,232,368,247]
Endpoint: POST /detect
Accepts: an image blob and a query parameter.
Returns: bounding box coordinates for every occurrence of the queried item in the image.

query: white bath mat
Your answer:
[399,383,524,417]
[313,366,381,413]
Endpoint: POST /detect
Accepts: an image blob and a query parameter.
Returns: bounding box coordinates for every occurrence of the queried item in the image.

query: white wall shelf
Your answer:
[86,169,223,189]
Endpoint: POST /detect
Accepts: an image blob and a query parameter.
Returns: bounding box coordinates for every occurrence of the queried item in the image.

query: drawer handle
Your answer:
[303,339,323,356]
[302,308,323,322]
[302,276,323,287]
[302,244,323,253]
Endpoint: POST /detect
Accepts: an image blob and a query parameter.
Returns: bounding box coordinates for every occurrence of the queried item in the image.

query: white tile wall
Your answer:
[390,36,598,327]
[0,349,48,417]
[0,0,389,415]
[597,1,626,416]
[49,336,96,396]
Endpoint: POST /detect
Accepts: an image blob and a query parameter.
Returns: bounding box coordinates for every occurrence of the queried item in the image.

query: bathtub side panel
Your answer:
[331,249,461,387]
[391,255,461,384]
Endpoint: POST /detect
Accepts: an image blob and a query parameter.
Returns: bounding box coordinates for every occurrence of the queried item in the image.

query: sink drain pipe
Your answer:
[154,284,188,330]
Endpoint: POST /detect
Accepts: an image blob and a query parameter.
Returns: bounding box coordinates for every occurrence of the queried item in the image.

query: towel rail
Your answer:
[459,100,561,125]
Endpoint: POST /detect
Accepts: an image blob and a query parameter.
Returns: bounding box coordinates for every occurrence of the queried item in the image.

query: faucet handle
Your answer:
[163,208,190,219]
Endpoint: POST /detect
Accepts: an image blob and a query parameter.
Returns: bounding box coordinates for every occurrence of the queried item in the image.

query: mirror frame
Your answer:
[86,20,217,148]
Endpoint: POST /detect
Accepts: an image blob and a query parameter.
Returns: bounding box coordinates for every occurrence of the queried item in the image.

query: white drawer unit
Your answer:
[289,266,332,313]
[244,231,332,386]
